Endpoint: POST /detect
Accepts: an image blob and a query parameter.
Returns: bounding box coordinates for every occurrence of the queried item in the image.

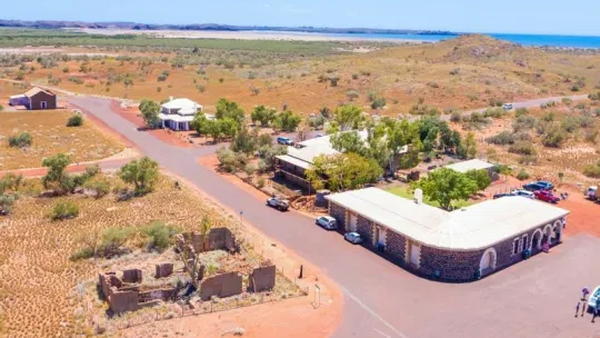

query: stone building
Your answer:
[326,187,569,282]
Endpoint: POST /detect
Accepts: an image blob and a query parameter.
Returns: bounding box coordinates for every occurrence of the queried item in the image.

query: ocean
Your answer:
[290,32,600,49]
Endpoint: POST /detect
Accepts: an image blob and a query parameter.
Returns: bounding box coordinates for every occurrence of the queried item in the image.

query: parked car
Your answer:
[534,190,560,204]
[344,232,363,244]
[587,286,600,313]
[266,197,289,211]
[511,189,535,199]
[533,181,554,190]
[493,193,516,199]
[502,103,514,110]
[585,186,598,200]
[316,216,337,230]
[276,136,293,146]
[523,182,552,192]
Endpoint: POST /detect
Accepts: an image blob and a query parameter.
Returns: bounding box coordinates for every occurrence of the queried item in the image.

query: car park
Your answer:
[344,232,364,244]
[511,189,535,199]
[276,136,293,145]
[316,216,337,230]
[534,190,560,204]
[266,197,290,211]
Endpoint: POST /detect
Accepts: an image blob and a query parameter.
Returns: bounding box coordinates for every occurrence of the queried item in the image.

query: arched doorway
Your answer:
[479,248,497,276]
[542,224,553,245]
[531,228,543,252]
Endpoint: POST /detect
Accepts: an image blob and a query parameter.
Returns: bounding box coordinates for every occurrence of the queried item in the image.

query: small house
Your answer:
[9,87,57,110]
[158,97,206,131]
[444,159,498,181]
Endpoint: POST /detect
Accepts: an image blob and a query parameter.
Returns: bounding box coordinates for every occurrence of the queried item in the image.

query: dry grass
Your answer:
[0,175,264,337]
[0,110,123,170]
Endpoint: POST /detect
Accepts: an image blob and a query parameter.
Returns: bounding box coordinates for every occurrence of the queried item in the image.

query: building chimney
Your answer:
[414,188,423,205]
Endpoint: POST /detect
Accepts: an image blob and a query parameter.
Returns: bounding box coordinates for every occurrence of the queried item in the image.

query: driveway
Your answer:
[71,96,600,338]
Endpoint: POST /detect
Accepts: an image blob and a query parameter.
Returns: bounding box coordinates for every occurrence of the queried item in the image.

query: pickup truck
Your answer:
[534,190,560,204]
[266,197,290,211]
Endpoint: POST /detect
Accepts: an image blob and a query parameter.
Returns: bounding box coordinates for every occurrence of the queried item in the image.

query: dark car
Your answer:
[533,181,554,191]
[523,182,550,192]
[493,193,516,199]
[276,136,293,146]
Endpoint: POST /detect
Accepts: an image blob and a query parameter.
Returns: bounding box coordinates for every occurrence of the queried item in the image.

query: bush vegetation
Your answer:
[8,132,32,148]
[50,201,79,221]
[66,114,83,127]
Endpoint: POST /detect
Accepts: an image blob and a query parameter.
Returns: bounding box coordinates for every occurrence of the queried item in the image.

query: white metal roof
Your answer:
[276,154,312,170]
[160,98,203,114]
[326,187,569,251]
[444,159,494,173]
[298,130,369,148]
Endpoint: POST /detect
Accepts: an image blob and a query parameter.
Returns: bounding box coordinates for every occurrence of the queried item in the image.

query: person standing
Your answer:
[582,302,587,317]
[575,302,580,317]
[582,287,590,301]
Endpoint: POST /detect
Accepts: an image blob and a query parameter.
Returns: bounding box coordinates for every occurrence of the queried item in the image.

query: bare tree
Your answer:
[296,123,311,142]
[177,235,201,289]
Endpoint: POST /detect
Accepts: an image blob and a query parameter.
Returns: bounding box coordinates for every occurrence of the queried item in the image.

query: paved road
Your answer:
[70,96,600,338]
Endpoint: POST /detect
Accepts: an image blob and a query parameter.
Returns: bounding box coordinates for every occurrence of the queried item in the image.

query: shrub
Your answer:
[560,116,579,133]
[518,154,538,165]
[66,114,83,127]
[571,85,580,92]
[516,169,530,181]
[100,227,132,257]
[482,108,506,119]
[69,246,95,261]
[346,90,359,101]
[450,111,461,123]
[371,96,387,109]
[583,162,600,178]
[50,201,79,221]
[588,92,600,101]
[541,125,567,148]
[143,221,178,251]
[449,68,460,75]
[514,108,529,117]
[196,84,206,93]
[257,177,266,188]
[217,147,238,173]
[352,74,359,80]
[508,142,536,155]
[512,115,537,132]
[329,76,340,87]
[83,179,110,199]
[157,74,168,82]
[486,131,515,145]
[244,164,257,176]
[8,132,32,148]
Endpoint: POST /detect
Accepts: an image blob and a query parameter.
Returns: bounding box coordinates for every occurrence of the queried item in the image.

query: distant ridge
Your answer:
[0,19,457,36]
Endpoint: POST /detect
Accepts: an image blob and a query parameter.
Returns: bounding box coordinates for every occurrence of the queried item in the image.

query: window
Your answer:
[512,239,519,255]
[522,235,529,251]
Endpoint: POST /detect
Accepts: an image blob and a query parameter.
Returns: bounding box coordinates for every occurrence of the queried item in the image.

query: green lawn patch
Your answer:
[385,186,474,209]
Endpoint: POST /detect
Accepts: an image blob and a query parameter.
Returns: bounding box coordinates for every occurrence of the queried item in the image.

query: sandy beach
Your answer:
[72,28,430,43]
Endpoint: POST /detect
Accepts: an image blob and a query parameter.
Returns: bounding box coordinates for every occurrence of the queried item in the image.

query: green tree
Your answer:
[330,130,367,155]
[305,153,383,192]
[66,114,83,127]
[384,118,420,173]
[118,157,159,196]
[139,99,161,128]
[333,105,364,131]
[414,168,478,211]
[42,153,71,190]
[215,98,245,125]
[463,132,478,159]
[272,110,302,132]
[230,127,257,155]
[465,169,492,191]
[251,105,277,127]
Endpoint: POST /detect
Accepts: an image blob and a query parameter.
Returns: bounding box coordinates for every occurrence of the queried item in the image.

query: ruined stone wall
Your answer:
[248,265,276,292]
[199,272,243,301]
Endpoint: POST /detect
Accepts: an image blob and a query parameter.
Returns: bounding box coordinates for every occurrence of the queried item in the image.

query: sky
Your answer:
[3,0,600,36]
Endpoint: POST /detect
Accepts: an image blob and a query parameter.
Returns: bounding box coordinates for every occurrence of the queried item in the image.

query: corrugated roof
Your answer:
[276,154,311,170]
[160,98,203,113]
[24,87,55,98]
[444,159,494,173]
[326,187,569,250]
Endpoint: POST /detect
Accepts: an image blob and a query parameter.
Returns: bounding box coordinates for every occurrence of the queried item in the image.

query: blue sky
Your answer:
[3,0,599,36]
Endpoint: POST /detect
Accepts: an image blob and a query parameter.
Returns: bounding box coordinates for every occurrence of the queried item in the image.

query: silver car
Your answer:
[316,216,337,230]
[344,232,363,244]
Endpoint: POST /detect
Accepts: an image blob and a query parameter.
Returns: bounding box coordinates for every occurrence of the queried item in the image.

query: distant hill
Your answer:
[0,19,457,36]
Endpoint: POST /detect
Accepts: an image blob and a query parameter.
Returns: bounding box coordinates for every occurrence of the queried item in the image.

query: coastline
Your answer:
[74,28,433,44]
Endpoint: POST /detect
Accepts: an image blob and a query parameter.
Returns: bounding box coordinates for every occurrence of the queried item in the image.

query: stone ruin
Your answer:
[98,228,277,314]
[98,265,179,315]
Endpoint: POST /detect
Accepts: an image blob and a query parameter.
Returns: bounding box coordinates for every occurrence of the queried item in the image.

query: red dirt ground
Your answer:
[109,101,198,148]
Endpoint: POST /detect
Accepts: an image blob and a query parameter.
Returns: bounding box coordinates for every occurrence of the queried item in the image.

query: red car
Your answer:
[534,190,560,204]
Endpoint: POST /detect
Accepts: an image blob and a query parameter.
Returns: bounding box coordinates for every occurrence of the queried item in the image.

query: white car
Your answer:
[344,232,364,244]
[316,216,337,230]
[588,286,600,312]
[511,189,535,199]
[502,103,514,110]
[585,186,598,200]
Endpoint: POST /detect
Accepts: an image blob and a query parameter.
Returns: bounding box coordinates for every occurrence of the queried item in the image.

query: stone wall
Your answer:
[327,205,566,282]
[122,269,142,283]
[199,272,243,301]
[155,263,173,278]
[109,288,140,313]
[183,228,238,254]
[248,265,276,292]
[329,202,346,234]
[385,230,407,265]
[356,215,374,245]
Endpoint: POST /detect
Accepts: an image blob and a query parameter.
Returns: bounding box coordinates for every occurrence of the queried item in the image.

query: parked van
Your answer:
[585,186,598,200]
